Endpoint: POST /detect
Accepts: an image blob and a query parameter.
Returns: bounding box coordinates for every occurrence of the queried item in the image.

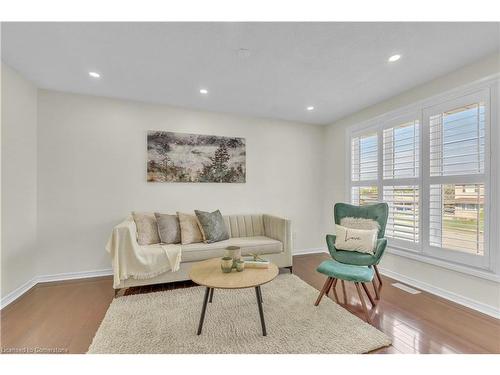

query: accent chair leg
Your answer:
[114,289,119,298]
[341,280,347,303]
[355,282,371,324]
[374,265,383,286]
[286,266,293,274]
[361,282,376,307]
[372,279,380,300]
[209,288,214,303]
[314,277,333,306]
[330,279,339,303]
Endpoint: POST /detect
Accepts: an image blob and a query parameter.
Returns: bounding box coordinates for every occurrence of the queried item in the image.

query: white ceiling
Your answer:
[2,22,499,125]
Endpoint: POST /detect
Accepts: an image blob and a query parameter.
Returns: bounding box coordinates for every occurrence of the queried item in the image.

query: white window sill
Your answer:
[386,246,500,283]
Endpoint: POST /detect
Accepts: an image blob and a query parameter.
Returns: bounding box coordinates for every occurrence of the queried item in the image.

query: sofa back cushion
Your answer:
[177,212,204,245]
[223,214,265,238]
[195,210,230,243]
[155,212,181,244]
[132,212,161,245]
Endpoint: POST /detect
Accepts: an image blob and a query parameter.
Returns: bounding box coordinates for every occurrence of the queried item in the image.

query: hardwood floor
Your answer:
[1,253,499,354]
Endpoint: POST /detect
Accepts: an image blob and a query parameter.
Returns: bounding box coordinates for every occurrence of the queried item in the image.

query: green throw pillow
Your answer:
[194,210,229,243]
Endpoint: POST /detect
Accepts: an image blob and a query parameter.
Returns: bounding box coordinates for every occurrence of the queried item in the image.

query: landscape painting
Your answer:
[147,131,246,183]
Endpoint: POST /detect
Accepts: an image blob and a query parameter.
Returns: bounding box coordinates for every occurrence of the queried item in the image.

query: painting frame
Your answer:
[147,130,246,183]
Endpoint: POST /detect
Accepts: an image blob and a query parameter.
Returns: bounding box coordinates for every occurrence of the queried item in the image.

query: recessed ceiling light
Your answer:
[307,106,315,111]
[388,54,401,63]
[199,88,208,95]
[88,71,100,78]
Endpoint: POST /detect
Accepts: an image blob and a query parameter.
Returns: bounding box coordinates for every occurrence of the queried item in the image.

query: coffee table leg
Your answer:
[255,286,267,336]
[209,288,214,303]
[197,287,211,335]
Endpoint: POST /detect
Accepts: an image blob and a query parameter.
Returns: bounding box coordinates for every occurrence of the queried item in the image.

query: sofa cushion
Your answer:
[132,212,161,245]
[155,213,181,244]
[177,212,204,245]
[181,236,282,262]
[195,209,229,243]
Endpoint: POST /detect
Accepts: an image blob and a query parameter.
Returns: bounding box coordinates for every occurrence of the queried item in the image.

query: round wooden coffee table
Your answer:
[189,257,279,336]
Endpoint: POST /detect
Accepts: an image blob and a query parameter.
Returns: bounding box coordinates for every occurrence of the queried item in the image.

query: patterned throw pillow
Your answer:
[195,210,230,243]
[334,224,377,254]
[177,212,204,245]
[132,212,161,245]
[154,213,181,244]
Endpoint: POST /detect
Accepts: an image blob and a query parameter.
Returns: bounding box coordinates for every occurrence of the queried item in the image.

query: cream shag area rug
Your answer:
[88,274,391,353]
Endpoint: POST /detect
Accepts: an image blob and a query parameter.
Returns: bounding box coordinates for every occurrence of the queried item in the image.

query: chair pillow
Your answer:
[132,212,161,245]
[195,209,229,243]
[154,213,181,244]
[340,217,380,232]
[334,224,377,254]
[177,212,204,245]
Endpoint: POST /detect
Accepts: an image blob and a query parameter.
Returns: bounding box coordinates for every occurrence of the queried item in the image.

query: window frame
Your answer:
[345,77,499,280]
[421,89,490,269]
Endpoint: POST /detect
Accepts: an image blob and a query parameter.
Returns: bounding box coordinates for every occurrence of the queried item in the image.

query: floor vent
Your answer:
[392,282,421,295]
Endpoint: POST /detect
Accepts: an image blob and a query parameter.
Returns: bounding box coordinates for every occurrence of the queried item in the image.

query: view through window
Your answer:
[348,88,491,266]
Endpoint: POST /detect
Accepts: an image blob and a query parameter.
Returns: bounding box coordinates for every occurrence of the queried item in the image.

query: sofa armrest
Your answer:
[263,214,292,256]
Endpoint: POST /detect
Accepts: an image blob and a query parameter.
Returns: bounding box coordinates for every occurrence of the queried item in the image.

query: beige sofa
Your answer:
[110,214,292,292]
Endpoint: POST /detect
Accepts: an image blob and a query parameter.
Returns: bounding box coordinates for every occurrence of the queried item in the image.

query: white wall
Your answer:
[36,90,325,276]
[1,63,38,299]
[323,53,500,315]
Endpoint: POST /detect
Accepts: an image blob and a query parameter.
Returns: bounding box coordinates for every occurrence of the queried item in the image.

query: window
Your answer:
[383,120,420,247]
[351,186,378,206]
[347,85,495,272]
[429,184,484,255]
[350,133,378,207]
[423,91,488,267]
[351,133,377,182]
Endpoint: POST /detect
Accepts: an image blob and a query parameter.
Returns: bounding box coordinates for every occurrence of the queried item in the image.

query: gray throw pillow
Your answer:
[154,213,181,244]
[195,210,229,243]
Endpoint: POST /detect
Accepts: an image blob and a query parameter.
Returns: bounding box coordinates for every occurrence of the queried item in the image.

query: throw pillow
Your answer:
[154,213,181,244]
[132,212,161,245]
[195,209,229,243]
[177,212,204,245]
[334,224,377,254]
[340,217,380,232]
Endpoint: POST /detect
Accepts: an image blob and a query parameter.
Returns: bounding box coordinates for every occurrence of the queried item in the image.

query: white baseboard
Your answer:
[293,247,327,256]
[0,277,38,309]
[1,268,113,309]
[37,268,112,283]
[379,267,500,319]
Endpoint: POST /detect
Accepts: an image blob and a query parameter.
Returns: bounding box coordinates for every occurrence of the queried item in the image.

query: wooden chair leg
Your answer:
[114,289,119,298]
[372,279,380,300]
[341,280,347,303]
[374,265,383,286]
[355,282,371,323]
[329,279,339,302]
[361,282,376,307]
[314,277,333,306]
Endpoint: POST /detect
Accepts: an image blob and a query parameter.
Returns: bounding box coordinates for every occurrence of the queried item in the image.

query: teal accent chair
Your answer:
[327,202,388,287]
[314,203,389,322]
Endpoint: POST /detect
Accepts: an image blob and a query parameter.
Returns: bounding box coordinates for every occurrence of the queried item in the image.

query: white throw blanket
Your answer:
[106,219,182,288]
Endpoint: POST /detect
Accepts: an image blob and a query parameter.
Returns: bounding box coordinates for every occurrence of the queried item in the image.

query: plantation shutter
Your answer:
[382,120,420,245]
[426,98,486,256]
